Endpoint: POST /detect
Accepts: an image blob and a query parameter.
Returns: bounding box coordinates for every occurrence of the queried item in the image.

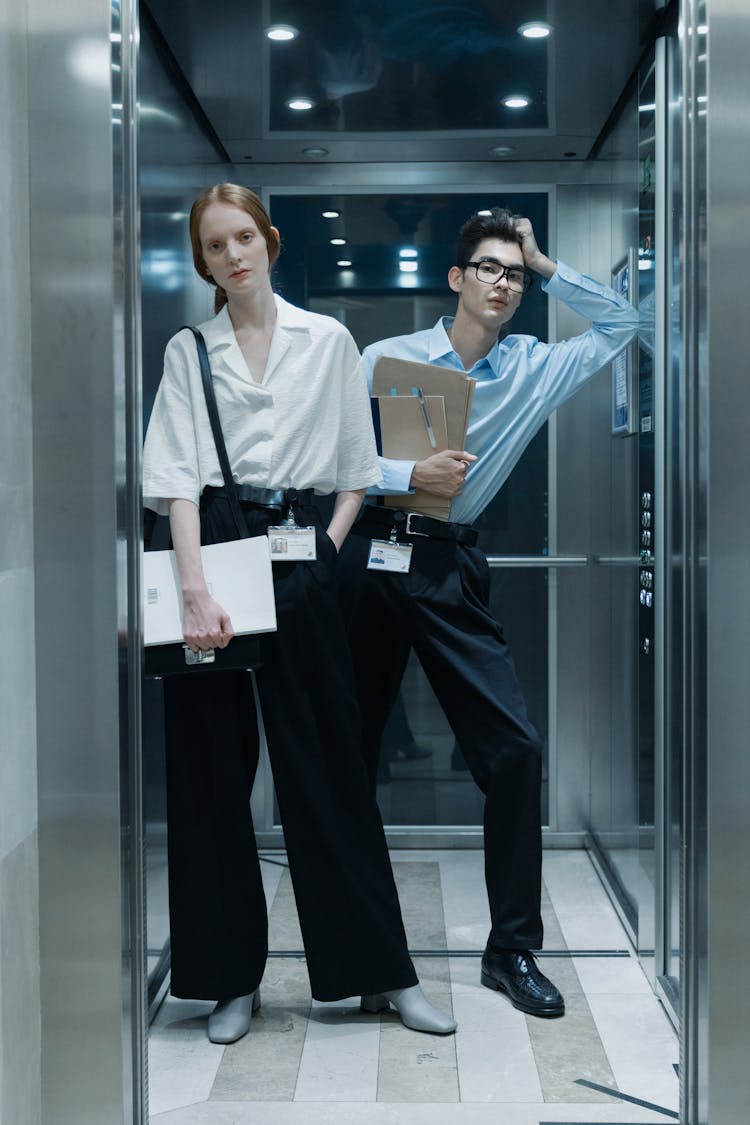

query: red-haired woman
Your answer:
[143,184,455,1044]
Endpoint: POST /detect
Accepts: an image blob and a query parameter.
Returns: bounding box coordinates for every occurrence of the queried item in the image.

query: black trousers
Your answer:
[337,531,544,951]
[163,496,417,1002]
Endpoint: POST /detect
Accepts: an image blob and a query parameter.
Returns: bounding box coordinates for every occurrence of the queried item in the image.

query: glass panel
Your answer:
[139,15,220,1010]
[269,190,549,560]
[375,568,549,827]
[269,190,551,833]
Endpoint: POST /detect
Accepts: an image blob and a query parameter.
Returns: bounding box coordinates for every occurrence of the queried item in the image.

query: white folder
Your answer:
[143,536,277,646]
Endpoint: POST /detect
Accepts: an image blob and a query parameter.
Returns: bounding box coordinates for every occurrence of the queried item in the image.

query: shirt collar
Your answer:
[198,304,234,352]
[197,294,310,384]
[428,315,502,376]
[198,294,309,353]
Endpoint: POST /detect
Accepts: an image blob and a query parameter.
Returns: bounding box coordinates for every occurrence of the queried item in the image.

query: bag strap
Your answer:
[181,326,248,540]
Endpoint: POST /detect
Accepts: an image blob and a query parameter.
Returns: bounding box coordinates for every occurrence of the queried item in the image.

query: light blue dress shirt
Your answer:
[362,260,640,526]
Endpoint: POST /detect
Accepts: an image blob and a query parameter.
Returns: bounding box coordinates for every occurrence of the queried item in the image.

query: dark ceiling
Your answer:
[142,0,657,166]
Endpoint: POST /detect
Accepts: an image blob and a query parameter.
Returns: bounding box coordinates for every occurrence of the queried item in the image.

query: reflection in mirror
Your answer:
[266,0,550,133]
[270,190,550,831]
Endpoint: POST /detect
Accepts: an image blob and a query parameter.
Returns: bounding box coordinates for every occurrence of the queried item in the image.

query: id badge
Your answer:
[366,538,412,573]
[267,525,317,561]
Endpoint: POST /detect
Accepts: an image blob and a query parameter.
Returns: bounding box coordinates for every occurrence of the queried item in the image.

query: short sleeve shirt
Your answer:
[143,296,382,515]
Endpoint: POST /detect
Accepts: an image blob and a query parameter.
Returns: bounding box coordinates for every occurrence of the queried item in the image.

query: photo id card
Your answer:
[366,539,413,573]
[267,526,317,561]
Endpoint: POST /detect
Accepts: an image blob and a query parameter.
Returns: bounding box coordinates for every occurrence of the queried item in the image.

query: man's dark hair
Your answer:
[456,207,520,269]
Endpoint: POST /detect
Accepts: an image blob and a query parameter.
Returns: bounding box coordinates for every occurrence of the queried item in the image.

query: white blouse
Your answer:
[143,296,382,516]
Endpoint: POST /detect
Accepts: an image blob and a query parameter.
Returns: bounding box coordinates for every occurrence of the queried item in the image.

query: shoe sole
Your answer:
[480,969,565,1018]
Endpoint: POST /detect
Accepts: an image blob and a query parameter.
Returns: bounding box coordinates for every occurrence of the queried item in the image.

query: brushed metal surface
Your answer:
[28,0,131,1121]
[681,2,750,1123]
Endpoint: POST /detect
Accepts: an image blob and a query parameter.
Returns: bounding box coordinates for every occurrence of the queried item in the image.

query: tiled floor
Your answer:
[148,850,679,1124]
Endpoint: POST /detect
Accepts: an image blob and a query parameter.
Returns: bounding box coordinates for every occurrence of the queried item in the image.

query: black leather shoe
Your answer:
[481,948,565,1018]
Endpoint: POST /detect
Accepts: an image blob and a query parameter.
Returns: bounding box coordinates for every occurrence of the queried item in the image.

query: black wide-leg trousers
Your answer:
[163,497,417,1002]
[337,531,545,951]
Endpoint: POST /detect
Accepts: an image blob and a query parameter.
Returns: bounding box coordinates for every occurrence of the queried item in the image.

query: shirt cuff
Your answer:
[367,458,416,496]
[142,487,199,518]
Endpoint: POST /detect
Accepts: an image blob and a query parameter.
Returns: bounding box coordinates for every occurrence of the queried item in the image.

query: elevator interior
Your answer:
[140,0,674,1018]
[16,0,749,1121]
[133,0,725,1116]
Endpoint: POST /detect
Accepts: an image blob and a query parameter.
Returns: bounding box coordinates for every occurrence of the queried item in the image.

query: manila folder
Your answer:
[372,356,476,519]
[372,356,475,453]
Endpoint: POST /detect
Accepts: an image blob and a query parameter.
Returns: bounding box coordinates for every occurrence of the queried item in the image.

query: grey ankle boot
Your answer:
[361,984,456,1034]
[207,989,261,1044]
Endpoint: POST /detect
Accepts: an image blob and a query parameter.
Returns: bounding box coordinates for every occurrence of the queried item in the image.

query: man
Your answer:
[337,208,639,1019]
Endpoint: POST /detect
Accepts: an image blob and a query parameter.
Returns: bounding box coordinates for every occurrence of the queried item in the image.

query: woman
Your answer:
[143,184,455,1044]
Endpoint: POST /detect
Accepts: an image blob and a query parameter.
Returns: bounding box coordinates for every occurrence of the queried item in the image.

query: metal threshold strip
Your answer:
[266,948,631,959]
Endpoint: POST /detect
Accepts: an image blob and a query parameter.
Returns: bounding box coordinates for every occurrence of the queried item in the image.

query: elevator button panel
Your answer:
[639,491,654,610]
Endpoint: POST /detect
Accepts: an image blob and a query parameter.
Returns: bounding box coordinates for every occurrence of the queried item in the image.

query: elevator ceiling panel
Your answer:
[144,0,653,164]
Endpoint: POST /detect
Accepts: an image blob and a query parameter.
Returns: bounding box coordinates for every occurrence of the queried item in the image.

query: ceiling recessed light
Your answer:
[266,24,299,41]
[488,145,515,157]
[337,260,352,268]
[322,210,340,219]
[399,261,418,273]
[502,95,530,109]
[399,248,418,259]
[330,237,346,246]
[286,96,314,111]
[518,21,552,39]
[302,147,328,157]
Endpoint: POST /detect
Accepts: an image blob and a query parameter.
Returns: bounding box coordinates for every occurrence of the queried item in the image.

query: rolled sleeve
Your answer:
[333,346,382,492]
[142,336,201,516]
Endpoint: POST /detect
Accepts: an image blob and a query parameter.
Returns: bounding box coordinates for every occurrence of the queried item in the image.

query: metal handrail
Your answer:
[485,555,588,568]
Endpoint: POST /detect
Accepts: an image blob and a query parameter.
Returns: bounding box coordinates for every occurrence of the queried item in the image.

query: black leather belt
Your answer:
[202,485,315,510]
[353,505,478,547]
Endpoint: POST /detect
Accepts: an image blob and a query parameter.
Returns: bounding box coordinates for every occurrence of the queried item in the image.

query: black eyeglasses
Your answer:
[466,258,533,293]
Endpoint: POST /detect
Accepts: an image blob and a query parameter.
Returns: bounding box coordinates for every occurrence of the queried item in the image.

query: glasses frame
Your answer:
[465,257,534,293]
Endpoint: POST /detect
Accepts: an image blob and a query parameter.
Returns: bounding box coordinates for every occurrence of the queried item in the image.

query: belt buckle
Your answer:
[405,512,428,537]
